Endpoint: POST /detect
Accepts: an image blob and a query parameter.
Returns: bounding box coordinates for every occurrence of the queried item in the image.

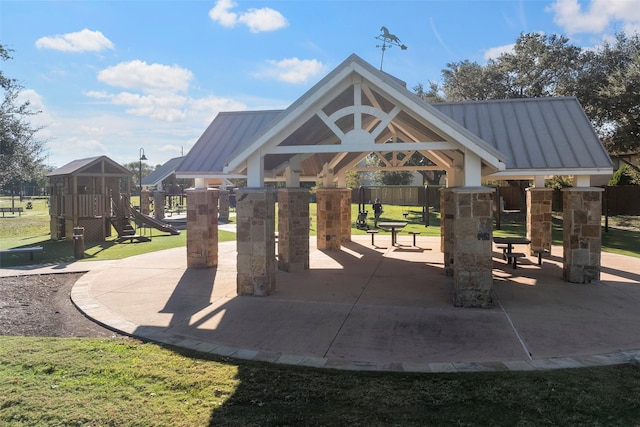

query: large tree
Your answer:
[0,45,46,191]
[417,31,640,155]
[575,32,640,154]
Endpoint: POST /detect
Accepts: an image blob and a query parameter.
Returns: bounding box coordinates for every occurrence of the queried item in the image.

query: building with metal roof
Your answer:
[176,54,612,187]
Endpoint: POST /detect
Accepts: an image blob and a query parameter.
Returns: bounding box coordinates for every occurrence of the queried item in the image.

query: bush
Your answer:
[609,164,639,186]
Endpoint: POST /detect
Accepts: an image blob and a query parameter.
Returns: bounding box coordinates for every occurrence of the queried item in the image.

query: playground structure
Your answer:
[47,156,180,242]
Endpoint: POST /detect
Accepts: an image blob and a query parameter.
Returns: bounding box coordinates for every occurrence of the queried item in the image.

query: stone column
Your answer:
[340,188,352,243]
[316,189,343,250]
[440,188,455,276]
[218,189,230,223]
[562,188,603,283]
[140,190,151,215]
[526,188,553,255]
[277,188,310,272]
[236,188,276,296]
[452,187,495,308]
[153,190,165,221]
[186,188,219,268]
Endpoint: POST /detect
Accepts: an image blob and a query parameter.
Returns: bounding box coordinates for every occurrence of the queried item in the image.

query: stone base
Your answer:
[450,187,495,308]
[186,189,219,268]
[236,188,276,296]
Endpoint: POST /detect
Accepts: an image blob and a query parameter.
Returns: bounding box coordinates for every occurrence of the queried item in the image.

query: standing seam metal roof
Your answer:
[432,97,612,171]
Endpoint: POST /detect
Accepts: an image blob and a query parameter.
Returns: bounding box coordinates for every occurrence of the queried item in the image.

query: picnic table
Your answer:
[378,221,407,246]
[493,236,531,268]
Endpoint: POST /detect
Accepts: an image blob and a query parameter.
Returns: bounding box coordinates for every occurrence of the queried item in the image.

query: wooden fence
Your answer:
[351,185,640,215]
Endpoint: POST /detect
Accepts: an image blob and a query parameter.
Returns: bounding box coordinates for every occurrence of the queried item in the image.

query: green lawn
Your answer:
[1,336,640,426]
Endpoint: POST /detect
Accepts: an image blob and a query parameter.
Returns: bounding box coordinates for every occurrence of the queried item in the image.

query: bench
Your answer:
[496,245,509,260]
[0,207,24,217]
[532,248,550,265]
[408,231,420,246]
[366,229,379,245]
[506,252,526,269]
[0,246,44,261]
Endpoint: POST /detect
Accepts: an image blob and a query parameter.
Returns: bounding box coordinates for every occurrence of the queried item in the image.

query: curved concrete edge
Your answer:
[71,269,640,373]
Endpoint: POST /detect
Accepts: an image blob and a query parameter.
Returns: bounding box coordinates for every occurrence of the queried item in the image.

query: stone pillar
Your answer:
[153,190,165,221]
[218,189,230,223]
[562,188,603,283]
[451,187,495,308]
[440,188,455,276]
[340,188,352,243]
[526,188,553,255]
[186,188,219,268]
[277,188,310,272]
[140,190,151,215]
[316,189,343,250]
[236,188,276,296]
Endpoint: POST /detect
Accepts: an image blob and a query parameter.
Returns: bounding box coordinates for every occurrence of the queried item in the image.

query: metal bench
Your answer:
[507,252,526,269]
[0,207,24,217]
[532,248,550,265]
[0,246,44,261]
[366,229,379,245]
[408,231,420,246]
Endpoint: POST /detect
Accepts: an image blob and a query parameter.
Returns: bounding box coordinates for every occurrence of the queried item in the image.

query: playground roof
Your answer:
[47,156,132,178]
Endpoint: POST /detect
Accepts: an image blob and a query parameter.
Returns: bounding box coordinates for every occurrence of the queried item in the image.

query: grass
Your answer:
[1,336,640,426]
[0,197,235,267]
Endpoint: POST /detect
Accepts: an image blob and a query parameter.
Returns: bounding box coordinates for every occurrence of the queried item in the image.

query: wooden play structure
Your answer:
[47,156,179,242]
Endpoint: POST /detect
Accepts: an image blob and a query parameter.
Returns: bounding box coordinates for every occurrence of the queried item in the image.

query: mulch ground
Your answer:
[0,273,121,337]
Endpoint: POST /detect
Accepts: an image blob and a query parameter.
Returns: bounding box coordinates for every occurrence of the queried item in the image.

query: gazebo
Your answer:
[176,54,612,307]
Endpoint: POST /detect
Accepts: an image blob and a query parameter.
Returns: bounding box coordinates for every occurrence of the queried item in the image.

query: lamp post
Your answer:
[139,148,147,198]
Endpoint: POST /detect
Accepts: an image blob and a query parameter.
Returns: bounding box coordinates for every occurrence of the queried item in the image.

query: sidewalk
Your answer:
[68,235,640,373]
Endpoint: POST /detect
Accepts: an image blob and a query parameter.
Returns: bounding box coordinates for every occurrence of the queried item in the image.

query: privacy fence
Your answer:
[352,185,640,215]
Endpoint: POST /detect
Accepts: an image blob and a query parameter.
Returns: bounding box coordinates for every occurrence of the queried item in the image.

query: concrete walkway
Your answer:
[56,234,640,373]
[3,231,640,373]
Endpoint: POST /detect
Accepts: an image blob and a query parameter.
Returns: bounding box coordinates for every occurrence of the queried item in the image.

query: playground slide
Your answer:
[130,207,181,235]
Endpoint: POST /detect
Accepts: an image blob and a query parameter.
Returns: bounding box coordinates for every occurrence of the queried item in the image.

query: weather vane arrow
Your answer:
[375,26,408,71]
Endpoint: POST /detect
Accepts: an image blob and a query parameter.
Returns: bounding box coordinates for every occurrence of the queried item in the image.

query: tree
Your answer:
[416,32,640,155]
[122,161,155,193]
[576,32,640,154]
[0,44,46,191]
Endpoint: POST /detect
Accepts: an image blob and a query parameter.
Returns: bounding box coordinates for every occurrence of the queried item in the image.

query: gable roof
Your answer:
[47,156,132,177]
[177,54,612,182]
[141,156,185,187]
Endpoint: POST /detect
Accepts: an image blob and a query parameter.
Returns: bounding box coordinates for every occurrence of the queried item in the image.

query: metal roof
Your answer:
[141,156,185,187]
[177,110,283,176]
[176,55,611,182]
[432,97,613,177]
[47,155,132,177]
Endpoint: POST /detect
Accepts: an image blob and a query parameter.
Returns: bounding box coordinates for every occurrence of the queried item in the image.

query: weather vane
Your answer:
[375,26,407,71]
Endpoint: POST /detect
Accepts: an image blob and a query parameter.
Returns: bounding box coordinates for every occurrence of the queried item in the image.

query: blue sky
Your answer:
[2,0,639,169]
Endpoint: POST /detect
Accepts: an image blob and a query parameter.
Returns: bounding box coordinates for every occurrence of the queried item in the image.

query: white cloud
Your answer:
[255,58,325,84]
[209,0,288,33]
[484,43,515,61]
[548,0,640,35]
[97,60,193,94]
[35,28,114,52]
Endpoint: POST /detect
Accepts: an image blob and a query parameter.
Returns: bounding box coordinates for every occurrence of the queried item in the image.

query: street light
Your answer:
[139,148,147,198]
